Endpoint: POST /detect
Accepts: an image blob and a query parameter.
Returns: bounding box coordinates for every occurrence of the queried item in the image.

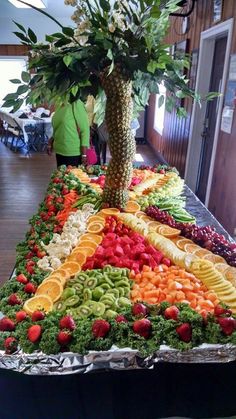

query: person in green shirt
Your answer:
[47,99,90,167]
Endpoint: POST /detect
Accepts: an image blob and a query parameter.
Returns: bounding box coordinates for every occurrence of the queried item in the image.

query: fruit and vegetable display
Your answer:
[1,164,236,363]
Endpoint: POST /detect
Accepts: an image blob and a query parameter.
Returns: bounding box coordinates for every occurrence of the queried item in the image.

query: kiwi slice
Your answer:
[103,265,113,273]
[118,297,131,307]
[100,283,111,290]
[92,302,106,316]
[61,287,76,300]
[76,304,92,318]
[105,309,118,318]
[92,286,105,301]
[65,295,80,307]
[83,288,92,301]
[84,277,98,289]
[72,283,84,294]
[75,272,89,282]
[117,287,125,297]
[99,299,114,308]
[115,280,130,288]
[100,293,116,303]
[86,300,96,309]
[103,273,114,287]
[53,301,66,312]
[106,289,119,298]
[123,287,131,297]
[109,272,122,281]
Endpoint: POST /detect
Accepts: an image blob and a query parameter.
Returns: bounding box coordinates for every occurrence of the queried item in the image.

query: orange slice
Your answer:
[139,215,153,222]
[76,240,98,250]
[176,238,193,250]
[215,263,229,274]
[87,222,104,234]
[194,248,211,258]
[51,268,71,279]
[66,252,87,265]
[23,295,53,315]
[59,261,81,276]
[36,279,63,302]
[100,208,120,216]
[124,201,140,213]
[79,233,102,245]
[203,254,226,264]
[42,274,66,287]
[147,221,162,230]
[159,226,181,238]
[88,215,105,223]
[184,243,201,253]
[74,246,95,257]
[225,267,236,284]
[135,211,146,218]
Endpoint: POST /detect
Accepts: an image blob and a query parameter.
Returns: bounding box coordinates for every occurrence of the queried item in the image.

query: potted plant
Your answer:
[3,0,199,208]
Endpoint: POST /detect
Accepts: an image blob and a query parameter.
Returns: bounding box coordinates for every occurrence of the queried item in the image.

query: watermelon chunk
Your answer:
[104,247,114,258]
[120,235,133,245]
[114,245,124,257]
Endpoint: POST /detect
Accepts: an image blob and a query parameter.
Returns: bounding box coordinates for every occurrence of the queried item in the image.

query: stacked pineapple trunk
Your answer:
[100,66,136,208]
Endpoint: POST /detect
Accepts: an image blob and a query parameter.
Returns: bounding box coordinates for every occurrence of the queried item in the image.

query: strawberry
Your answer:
[92,319,110,338]
[0,317,15,331]
[133,319,152,339]
[15,311,27,323]
[27,325,42,343]
[24,283,37,294]
[8,293,22,306]
[132,303,148,317]
[115,315,128,323]
[36,250,46,259]
[164,306,179,321]
[214,305,232,317]
[53,177,61,184]
[59,315,76,331]
[57,331,72,346]
[176,323,192,342]
[31,311,45,322]
[25,251,34,260]
[26,265,35,275]
[217,317,236,336]
[16,274,28,284]
[4,337,18,354]
[62,188,69,195]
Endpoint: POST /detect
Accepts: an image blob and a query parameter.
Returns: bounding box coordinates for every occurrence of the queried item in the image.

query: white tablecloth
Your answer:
[0,109,53,143]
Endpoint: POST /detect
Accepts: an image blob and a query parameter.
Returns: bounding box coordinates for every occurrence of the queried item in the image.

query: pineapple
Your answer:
[100,66,136,208]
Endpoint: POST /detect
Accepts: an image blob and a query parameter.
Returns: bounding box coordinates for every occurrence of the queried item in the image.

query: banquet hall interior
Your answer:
[1,1,236,418]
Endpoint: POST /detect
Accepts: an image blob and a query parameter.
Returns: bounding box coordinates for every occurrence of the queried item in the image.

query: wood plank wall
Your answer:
[147,0,236,235]
[0,45,28,56]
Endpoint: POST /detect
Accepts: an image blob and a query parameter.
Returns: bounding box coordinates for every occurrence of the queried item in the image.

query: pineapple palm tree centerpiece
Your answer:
[4,0,198,208]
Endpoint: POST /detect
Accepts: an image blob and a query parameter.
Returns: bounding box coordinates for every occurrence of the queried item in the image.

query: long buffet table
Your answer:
[1,174,236,419]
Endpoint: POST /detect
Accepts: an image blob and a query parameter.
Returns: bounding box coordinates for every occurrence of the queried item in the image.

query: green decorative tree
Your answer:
[4,0,199,208]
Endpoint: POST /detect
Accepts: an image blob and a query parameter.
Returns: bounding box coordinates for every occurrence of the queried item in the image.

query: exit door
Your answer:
[196,36,227,203]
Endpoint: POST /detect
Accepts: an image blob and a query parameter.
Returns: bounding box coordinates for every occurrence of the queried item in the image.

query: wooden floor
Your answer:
[0,142,157,285]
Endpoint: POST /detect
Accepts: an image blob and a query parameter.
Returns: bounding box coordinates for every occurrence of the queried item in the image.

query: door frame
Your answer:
[184,18,234,206]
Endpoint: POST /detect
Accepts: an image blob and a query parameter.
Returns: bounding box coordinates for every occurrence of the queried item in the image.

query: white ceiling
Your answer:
[1,0,75,18]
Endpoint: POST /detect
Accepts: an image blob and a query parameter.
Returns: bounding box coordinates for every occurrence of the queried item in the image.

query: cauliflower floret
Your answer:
[37,256,50,270]
[50,257,62,270]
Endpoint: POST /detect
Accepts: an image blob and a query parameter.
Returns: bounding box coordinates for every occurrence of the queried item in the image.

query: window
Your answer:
[154,82,166,135]
[0,57,27,105]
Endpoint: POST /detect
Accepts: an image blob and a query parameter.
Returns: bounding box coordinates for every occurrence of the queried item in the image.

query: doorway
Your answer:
[185,18,234,205]
[196,36,227,202]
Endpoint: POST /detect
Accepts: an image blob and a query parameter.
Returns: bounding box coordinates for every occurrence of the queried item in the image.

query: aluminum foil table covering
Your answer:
[1,185,236,375]
[1,344,236,375]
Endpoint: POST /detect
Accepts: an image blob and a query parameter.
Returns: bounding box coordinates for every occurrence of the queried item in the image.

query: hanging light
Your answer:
[8,0,47,8]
